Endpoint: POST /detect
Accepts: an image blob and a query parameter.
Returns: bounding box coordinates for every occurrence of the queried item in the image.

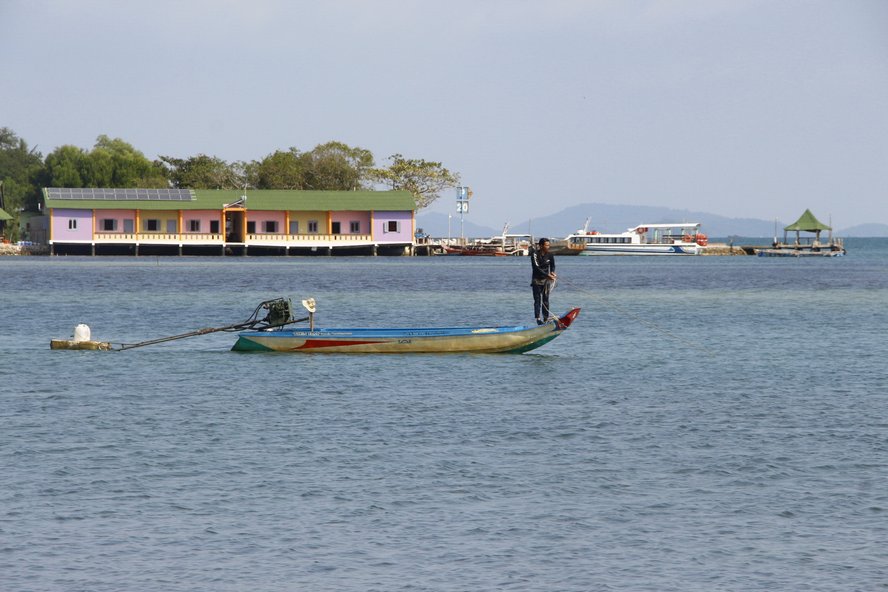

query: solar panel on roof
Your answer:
[46,188,195,201]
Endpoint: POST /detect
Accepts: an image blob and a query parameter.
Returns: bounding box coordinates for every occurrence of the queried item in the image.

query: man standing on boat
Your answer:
[530,237,557,324]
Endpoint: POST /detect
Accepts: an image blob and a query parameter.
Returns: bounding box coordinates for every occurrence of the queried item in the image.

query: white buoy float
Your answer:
[50,324,112,350]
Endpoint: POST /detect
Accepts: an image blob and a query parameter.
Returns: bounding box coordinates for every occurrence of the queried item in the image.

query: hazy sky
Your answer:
[4,0,887,227]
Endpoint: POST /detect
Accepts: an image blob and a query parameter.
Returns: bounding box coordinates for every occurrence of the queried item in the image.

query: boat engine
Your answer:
[260,298,294,327]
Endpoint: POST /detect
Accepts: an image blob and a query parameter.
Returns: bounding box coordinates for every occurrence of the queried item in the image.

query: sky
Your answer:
[3,0,887,228]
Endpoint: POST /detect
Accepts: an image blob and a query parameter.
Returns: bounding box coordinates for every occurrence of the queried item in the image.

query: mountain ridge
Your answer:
[416,203,888,238]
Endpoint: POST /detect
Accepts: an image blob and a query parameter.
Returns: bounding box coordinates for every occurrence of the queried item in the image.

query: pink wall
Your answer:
[94,209,136,233]
[182,210,221,233]
[330,211,371,234]
[247,211,286,233]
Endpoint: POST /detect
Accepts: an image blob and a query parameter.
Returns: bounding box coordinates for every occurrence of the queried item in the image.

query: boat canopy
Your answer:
[784,209,831,232]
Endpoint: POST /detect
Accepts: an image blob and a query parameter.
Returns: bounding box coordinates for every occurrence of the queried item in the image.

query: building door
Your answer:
[224,210,245,243]
[331,221,341,235]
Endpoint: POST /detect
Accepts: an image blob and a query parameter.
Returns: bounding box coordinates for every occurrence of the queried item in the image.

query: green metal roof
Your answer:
[0,207,12,221]
[784,209,831,232]
[42,188,416,212]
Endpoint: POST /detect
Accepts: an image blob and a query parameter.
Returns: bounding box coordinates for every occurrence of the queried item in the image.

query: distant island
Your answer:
[416,203,888,238]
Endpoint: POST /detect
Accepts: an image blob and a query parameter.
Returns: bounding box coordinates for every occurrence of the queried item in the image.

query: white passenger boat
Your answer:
[566,223,708,256]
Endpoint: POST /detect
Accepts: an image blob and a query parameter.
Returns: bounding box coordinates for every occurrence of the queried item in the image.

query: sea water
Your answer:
[1,239,886,591]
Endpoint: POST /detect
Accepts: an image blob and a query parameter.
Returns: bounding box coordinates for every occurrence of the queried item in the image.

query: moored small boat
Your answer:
[232,308,581,353]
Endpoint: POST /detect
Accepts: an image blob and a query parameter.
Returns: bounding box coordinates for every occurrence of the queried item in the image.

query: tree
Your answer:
[301,141,374,191]
[90,135,168,187]
[0,128,44,215]
[369,153,460,209]
[159,154,242,189]
[43,145,88,188]
[43,136,168,189]
[254,148,306,189]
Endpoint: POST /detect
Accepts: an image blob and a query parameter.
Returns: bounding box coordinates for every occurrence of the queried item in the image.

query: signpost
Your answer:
[456,186,472,242]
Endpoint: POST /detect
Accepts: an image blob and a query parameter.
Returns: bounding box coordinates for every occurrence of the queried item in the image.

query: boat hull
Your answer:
[232,308,581,353]
[579,244,700,255]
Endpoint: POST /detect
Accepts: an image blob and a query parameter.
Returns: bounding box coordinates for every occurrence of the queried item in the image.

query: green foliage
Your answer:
[0,128,462,241]
[0,128,45,239]
[369,154,460,209]
[254,149,306,189]
[159,154,242,189]
[302,141,374,191]
[254,142,375,191]
[43,137,168,189]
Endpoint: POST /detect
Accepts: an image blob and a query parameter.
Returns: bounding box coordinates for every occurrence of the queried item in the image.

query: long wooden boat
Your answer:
[232,308,581,353]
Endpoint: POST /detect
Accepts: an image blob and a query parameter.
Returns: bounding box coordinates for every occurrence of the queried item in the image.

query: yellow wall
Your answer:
[287,211,327,234]
[139,210,179,233]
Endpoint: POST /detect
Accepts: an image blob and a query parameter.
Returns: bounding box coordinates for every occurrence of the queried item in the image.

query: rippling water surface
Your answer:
[1,239,886,591]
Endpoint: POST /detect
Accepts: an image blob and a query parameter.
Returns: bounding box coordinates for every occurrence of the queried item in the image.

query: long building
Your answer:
[42,187,417,256]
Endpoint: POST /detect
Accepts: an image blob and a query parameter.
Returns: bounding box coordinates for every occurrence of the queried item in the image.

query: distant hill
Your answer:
[413,214,502,239]
[839,223,888,237]
[417,203,887,239]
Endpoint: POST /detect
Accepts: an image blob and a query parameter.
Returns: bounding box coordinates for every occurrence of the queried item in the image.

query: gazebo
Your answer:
[783,209,832,246]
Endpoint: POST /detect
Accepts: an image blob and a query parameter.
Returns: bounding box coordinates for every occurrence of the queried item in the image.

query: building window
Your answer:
[145,219,159,232]
[210,220,220,234]
[101,219,117,231]
[189,220,201,232]
[308,220,318,233]
[124,219,134,233]
[68,219,77,230]
[331,221,341,234]
[167,220,177,234]
[385,220,400,233]
[247,221,256,234]
[263,221,278,233]
[289,221,298,235]
[350,221,360,233]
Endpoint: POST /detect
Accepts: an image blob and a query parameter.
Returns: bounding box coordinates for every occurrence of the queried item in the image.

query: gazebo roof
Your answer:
[784,209,831,232]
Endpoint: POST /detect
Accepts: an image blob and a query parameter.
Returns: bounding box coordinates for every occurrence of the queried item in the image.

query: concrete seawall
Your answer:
[0,243,50,256]
[700,243,751,255]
